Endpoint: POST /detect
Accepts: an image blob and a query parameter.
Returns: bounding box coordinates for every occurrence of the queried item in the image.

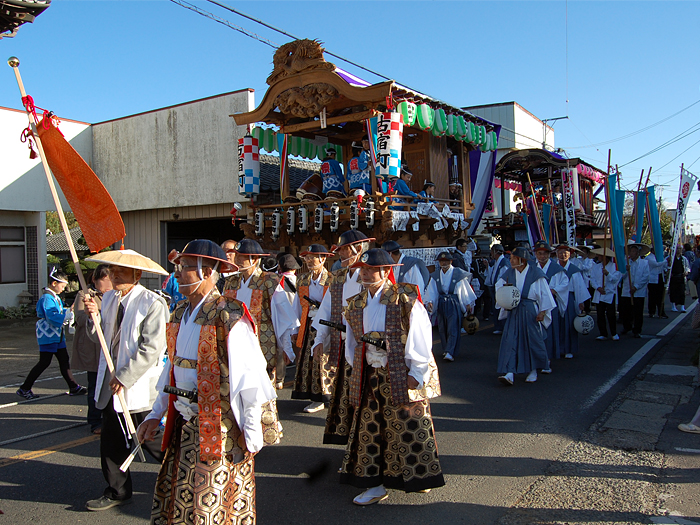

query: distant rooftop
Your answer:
[47,226,89,253]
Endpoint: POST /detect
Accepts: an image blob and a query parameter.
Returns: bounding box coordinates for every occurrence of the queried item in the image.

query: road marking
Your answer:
[0,422,88,447]
[581,338,661,410]
[651,515,700,524]
[657,300,698,337]
[0,434,98,468]
[675,447,700,454]
[0,370,86,389]
[580,301,697,411]
[0,392,66,410]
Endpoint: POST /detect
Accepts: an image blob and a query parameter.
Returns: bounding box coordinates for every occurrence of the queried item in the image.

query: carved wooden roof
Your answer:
[496,148,604,182]
[232,39,495,142]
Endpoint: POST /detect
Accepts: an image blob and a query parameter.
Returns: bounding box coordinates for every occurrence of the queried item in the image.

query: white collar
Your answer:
[182,289,213,325]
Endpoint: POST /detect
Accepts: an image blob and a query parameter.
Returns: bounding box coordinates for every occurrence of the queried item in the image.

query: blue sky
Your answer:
[3,1,700,229]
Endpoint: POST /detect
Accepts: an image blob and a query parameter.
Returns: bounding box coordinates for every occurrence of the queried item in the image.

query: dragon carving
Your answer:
[267,39,336,85]
[275,83,338,118]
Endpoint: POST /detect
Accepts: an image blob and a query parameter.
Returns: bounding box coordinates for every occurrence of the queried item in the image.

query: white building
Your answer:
[0,106,91,307]
[464,102,555,226]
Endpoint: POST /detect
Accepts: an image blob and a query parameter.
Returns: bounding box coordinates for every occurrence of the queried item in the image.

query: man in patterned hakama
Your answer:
[429,251,476,362]
[533,241,569,369]
[340,249,444,505]
[311,230,372,445]
[291,244,334,413]
[222,239,300,390]
[138,240,276,525]
[555,244,591,359]
[496,247,556,385]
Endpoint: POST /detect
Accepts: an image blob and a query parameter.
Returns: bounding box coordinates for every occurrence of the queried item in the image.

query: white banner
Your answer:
[562,168,577,246]
[667,167,697,288]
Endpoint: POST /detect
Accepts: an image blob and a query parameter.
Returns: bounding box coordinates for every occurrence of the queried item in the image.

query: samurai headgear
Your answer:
[168,239,237,273]
[278,253,301,272]
[381,240,403,254]
[511,247,531,260]
[331,230,375,252]
[299,244,334,257]
[533,241,552,253]
[436,251,454,261]
[228,238,270,257]
[351,248,401,268]
[491,244,505,253]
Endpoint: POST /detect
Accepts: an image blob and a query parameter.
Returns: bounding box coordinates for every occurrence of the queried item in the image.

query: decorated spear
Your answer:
[7,57,145,462]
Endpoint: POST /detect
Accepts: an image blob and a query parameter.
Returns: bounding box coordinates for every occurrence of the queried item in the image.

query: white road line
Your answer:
[675,447,700,454]
[0,392,66,410]
[0,422,87,447]
[580,300,696,411]
[0,370,86,389]
[581,338,661,410]
[657,300,698,337]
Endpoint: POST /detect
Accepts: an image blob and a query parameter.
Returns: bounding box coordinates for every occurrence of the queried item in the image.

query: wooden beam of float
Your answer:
[281,109,377,134]
[231,69,393,127]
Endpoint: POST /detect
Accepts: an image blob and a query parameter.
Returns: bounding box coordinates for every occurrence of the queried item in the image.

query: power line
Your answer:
[655,137,700,172]
[562,98,700,150]
[619,121,700,168]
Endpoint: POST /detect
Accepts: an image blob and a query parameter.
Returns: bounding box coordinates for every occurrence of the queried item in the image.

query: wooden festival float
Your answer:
[483,148,605,246]
[231,39,499,260]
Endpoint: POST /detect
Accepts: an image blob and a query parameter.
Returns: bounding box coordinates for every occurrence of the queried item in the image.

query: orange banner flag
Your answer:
[37,117,125,252]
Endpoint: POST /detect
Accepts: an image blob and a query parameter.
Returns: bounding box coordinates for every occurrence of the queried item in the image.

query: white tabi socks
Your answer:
[353,485,388,506]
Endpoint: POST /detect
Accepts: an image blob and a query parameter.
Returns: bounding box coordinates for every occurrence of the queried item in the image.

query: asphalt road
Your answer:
[0,305,689,524]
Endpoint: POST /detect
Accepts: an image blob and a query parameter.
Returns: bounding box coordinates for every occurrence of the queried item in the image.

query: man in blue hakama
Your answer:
[495,247,556,385]
[430,251,476,362]
[533,241,569,366]
[555,244,591,359]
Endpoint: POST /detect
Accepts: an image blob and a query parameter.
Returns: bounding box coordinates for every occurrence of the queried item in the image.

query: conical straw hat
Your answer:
[591,247,616,258]
[86,249,169,276]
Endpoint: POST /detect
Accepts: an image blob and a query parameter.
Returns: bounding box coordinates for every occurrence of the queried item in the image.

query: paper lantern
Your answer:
[448,114,467,140]
[416,104,434,131]
[465,121,475,143]
[264,129,276,152]
[238,135,260,197]
[289,136,302,157]
[495,285,521,310]
[431,108,448,136]
[375,112,404,180]
[481,132,491,152]
[251,126,264,144]
[574,313,595,335]
[397,101,417,127]
[462,314,480,335]
[491,131,498,151]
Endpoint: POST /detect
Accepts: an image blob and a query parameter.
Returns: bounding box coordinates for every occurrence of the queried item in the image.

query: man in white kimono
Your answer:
[381,240,432,305]
[555,244,591,358]
[429,251,476,362]
[620,242,651,338]
[495,247,556,385]
[83,249,170,511]
[138,239,276,525]
[533,241,569,366]
[485,244,509,333]
[223,239,300,389]
[590,247,622,340]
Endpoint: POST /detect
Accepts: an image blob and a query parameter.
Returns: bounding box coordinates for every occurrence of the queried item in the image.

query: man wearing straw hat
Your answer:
[291,244,334,413]
[554,243,591,358]
[138,240,276,525]
[620,242,651,338]
[82,249,170,511]
[311,229,372,445]
[590,247,622,341]
[339,248,444,505]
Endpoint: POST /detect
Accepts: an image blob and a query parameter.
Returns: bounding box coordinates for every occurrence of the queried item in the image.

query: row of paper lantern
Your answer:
[576,163,604,184]
[250,126,344,162]
[396,101,498,151]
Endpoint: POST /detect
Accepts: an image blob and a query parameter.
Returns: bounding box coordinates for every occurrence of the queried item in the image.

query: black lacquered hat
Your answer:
[331,230,375,252]
[168,239,237,273]
[533,241,552,253]
[511,246,531,260]
[299,244,334,257]
[381,240,402,253]
[436,251,453,261]
[228,238,270,256]
[351,248,401,268]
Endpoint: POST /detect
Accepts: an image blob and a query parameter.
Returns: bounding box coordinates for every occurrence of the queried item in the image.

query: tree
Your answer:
[46,211,79,235]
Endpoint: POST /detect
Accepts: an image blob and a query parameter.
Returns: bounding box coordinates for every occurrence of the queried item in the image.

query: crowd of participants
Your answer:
[13,231,699,523]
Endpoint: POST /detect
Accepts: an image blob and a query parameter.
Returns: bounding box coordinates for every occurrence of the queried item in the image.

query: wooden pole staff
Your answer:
[602,150,612,287]
[8,57,145,462]
[526,172,545,240]
[547,178,559,244]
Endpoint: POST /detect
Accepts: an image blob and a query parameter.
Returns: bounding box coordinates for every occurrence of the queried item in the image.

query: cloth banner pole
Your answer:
[467,125,502,236]
[8,59,144,459]
[646,185,664,262]
[634,191,645,243]
[562,167,577,246]
[607,172,628,274]
[666,167,697,289]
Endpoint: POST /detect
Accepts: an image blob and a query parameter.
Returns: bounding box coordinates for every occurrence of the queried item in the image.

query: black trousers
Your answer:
[620,296,645,335]
[648,276,665,316]
[101,401,163,500]
[481,286,492,320]
[86,371,102,431]
[597,299,617,337]
[22,347,77,391]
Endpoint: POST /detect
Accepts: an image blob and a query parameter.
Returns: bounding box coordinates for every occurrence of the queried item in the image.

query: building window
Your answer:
[0,227,26,284]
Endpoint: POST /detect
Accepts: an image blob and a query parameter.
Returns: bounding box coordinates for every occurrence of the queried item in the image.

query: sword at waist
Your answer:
[164,384,198,402]
[360,334,386,350]
[319,319,345,332]
[303,295,321,308]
